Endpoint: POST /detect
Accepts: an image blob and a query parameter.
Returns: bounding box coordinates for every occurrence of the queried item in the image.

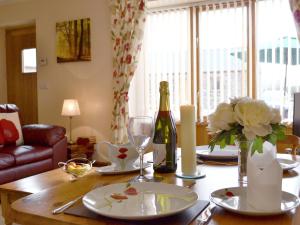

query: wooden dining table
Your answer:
[10,153,300,225]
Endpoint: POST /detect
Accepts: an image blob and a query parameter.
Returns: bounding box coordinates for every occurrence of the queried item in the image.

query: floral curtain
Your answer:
[110,0,146,144]
[290,0,300,41]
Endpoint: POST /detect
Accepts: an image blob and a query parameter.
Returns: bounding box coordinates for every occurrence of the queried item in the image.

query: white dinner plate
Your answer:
[82,182,198,220]
[196,145,238,160]
[210,187,300,216]
[277,158,300,171]
[96,162,151,175]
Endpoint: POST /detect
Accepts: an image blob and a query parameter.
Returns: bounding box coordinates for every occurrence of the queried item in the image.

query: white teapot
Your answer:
[97,141,138,170]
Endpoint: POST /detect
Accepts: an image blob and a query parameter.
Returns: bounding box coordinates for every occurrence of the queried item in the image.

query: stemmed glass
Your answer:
[128,116,153,182]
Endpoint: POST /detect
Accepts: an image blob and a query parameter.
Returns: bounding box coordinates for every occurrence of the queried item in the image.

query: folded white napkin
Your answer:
[247,141,282,211]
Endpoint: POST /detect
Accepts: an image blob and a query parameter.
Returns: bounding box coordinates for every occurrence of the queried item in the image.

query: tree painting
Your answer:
[56,18,91,63]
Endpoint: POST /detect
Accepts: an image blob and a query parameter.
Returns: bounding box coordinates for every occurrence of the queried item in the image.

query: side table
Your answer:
[67,137,110,167]
[67,136,96,160]
[67,143,95,159]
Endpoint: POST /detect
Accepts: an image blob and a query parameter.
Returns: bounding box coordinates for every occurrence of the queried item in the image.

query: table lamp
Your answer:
[61,99,80,144]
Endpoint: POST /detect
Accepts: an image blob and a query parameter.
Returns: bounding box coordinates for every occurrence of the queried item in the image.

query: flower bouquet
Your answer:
[208,97,286,182]
[208,97,286,154]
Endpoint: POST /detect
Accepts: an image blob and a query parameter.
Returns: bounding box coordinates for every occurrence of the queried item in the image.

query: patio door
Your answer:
[6,26,38,124]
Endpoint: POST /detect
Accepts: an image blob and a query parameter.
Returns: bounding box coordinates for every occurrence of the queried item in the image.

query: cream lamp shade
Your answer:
[61,99,80,117]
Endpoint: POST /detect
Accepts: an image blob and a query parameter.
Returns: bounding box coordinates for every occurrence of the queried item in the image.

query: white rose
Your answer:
[270,108,281,124]
[230,96,251,105]
[208,103,235,132]
[234,100,273,140]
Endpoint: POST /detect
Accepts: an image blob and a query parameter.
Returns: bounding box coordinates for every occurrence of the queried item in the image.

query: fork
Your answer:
[196,203,216,225]
[52,195,83,214]
[52,183,106,214]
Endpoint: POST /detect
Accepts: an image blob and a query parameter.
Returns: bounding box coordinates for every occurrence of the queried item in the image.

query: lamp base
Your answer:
[68,140,75,145]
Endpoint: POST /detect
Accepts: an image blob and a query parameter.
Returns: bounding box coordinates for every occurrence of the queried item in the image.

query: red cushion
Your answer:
[0,128,4,145]
[0,112,23,146]
[0,119,19,145]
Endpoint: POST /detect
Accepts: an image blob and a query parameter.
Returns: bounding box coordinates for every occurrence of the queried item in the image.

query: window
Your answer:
[256,0,300,121]
[198,2,247,118]
[21,48,37,73]
[129,0,299,122]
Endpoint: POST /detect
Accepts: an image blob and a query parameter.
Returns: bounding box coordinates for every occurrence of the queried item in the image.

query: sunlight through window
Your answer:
[22,48,37,73]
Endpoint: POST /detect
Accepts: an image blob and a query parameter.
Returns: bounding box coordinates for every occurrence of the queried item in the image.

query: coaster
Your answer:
[176,170,205,179]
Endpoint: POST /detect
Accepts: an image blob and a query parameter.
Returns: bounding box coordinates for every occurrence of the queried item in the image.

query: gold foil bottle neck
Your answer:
[159,81,170,111]
[160,81,169,94]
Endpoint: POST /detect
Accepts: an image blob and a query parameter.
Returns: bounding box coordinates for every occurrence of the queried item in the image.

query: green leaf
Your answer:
[229,135,235,145]
[220,138,226,148]
[208,142,216,152]
[277,129,286,141]
[252,137,263,155]
[225,133,231,145]
[268,134,277,145]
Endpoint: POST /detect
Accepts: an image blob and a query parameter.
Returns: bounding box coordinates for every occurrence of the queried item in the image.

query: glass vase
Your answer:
[235,140,252,184]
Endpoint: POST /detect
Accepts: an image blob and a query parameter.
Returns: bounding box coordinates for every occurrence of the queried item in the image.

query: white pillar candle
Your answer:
[180,105,197,176]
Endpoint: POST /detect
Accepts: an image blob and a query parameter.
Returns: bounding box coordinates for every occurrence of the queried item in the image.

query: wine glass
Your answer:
[128,116,153,182]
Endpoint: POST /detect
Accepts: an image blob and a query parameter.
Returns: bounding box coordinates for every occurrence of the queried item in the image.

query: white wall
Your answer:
[0,0,113,142]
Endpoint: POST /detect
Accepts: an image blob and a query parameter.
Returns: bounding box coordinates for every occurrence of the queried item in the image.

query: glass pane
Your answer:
[256,0,300,122]
[22,48,37,73]
[198,3,248,118]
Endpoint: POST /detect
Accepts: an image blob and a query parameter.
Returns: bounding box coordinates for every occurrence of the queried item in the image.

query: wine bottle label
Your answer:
[153,144,166,166]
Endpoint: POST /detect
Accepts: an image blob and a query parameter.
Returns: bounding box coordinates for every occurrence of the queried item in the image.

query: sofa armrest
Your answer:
[52,137,68,168]
[22,124,66,147]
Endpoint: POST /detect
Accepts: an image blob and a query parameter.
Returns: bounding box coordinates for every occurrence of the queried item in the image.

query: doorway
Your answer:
[6,26,38,125]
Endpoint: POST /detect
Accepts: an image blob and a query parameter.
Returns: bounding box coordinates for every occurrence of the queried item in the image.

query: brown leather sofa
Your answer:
[0,104,67,184]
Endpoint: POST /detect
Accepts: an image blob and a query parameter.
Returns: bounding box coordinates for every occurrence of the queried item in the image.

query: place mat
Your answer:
[197,155,238,162]
[64,200,209,225]
[196,145,238,162]
[197,159,238,166]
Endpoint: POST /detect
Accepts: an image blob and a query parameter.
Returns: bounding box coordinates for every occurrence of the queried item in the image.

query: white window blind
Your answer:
[198,2,248,118]
[129,9,191,120]
[256,0,300,121]
[130,0,300,123]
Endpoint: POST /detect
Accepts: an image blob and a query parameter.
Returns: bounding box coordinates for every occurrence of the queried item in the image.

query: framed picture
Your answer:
[56,18,91,63]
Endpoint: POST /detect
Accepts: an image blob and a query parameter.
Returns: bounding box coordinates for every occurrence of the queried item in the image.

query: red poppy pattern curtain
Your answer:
[290,0,300,41]
[110,0,146,144]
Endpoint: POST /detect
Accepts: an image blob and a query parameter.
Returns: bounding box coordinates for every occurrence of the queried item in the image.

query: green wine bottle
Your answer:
[153,81,177,173]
